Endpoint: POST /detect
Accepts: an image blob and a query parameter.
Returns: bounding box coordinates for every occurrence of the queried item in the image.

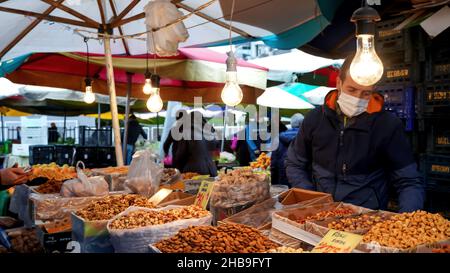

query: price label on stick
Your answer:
[194,181,215,210]
[312,229,363,253]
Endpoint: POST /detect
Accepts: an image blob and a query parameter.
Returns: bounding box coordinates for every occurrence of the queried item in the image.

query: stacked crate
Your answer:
[375,16,450,215]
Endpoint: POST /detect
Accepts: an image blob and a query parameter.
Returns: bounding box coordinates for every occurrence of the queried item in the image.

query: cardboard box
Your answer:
[37,225,73,253]
[158,192,194,207]
[71,213,113,253]
[280,188,333,206]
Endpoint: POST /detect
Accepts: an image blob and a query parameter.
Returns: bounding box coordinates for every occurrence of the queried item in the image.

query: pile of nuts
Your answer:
[35,180,65,194]
[154,224,279,253]
[432,244,450,253]
[363,211,450,249]
[327,212,392,232]
[75,194,155,221]
[268,246,306,253]
[7,228,43,253]
[109,205,210,229]
[296,207,356,224]
[210,169,270,208]
[160,168,178,184]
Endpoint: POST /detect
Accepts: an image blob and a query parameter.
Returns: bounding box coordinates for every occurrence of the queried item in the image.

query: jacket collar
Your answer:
[322,89,384,131]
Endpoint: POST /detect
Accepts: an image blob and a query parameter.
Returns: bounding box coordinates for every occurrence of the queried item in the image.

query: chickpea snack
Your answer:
[107,205,212,253]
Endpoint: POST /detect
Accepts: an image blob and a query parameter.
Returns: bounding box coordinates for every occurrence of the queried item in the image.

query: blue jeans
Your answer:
[126,144,134,165]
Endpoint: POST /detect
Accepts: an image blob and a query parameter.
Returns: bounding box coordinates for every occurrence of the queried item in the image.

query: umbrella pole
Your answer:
[103,33,124,166]
[63,112,66,143]
[122,72,132,164]
[221,106,228,152]
[97,103,101,146]
[1,112,4,143]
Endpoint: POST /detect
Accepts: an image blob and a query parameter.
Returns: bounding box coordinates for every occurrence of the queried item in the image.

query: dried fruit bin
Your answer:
[271,202,371,246]
[305,210,396,238]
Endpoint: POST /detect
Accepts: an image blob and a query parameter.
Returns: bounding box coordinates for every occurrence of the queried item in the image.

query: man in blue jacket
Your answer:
[285,56,424,212]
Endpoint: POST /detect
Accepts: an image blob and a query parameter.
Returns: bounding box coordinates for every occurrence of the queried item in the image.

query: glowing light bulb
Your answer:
[350,34,383,86]
[143,77,152,95]
[84,85,95,104]
[146,90,163,112]
[221,71,243,107]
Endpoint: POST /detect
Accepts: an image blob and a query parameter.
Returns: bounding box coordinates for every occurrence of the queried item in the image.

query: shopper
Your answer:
[285,55,424,212]
[172,111,218,176]
[0,167,27,190]
[125,114,148,165]
[48,122,60,143]
[271,113,304,186]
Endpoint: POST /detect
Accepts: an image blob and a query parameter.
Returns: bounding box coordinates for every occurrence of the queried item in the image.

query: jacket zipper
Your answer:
[340,127,347,182]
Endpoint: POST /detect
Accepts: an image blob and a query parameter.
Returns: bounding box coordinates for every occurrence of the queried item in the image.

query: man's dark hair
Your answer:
[339,54,356,82]
[129,114,137,120]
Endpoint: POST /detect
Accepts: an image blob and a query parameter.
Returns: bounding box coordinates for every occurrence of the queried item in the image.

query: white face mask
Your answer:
[336,90,369,118]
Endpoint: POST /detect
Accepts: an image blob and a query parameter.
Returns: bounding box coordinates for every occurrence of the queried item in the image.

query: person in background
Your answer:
[172,111,218,176]
[285,55,424,212]
[163,110,184,166]
[125,114,148,165]
[16,126,21,143]
[271,113,304,186]
[48,123,60,143]
[0,167,27,190]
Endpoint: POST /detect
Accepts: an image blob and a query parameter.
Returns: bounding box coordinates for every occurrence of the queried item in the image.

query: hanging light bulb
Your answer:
[146,75,163,112]
[84,78,95,104]
[143,71,152,95]
[350,4,383,86]
[221,51,243,107]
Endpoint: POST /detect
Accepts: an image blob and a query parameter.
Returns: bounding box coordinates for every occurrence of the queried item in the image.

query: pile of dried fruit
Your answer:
[268,246,306,253]
[363,211,450,249]
[35,180,65,194]
[160,168,179,184]
[75,194,155,221]
[7,229,43,253]
[250,153,270,170]
[181,172,201,180]
[109,205,209,229]
[93,166,128,175]
[28,163,76,181]
[154,224,279,253]
[327,212,392,232]
[296,207,356,224]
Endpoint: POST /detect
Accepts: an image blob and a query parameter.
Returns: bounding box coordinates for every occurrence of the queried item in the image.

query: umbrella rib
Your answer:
[41,0,100,27]
[0,0,64,60]
[108,0,130,56]
[109,0,140,26]
[97,0,107,25]
[0,6,98,28]
[175,2,254,39]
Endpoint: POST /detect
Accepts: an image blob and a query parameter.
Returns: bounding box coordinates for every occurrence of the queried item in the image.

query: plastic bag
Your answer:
[60,162,109,197]
[107,206,212,253]
[125,150,162,197]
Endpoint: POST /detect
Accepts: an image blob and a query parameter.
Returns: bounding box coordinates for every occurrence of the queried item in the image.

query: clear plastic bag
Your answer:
[107,206,212,253]
[125,150,162,197]
[60,162,109,197]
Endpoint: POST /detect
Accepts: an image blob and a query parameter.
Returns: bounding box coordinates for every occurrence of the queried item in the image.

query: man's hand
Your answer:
[0,168,28,186]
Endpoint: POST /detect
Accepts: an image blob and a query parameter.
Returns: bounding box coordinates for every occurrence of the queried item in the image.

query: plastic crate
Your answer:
[425,190,450,218]
[74,146,98,168]
[425,27,450,83]
[376,16,410,54]
[417,82,450,115]
[421,118,450,154]
[78,126,112,147]
[54,145,75,166]
[420,154,450,191]
[376,84,415,131]
[29,145,55,165]
[96,146,116,167]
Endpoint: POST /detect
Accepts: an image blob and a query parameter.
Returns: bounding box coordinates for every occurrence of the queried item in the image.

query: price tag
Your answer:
[311,229,363,253]
[194,181,215,209]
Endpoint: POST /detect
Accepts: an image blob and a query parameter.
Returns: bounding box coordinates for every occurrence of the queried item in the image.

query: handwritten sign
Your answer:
[311,229,363,253]
[194,181,215,209]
